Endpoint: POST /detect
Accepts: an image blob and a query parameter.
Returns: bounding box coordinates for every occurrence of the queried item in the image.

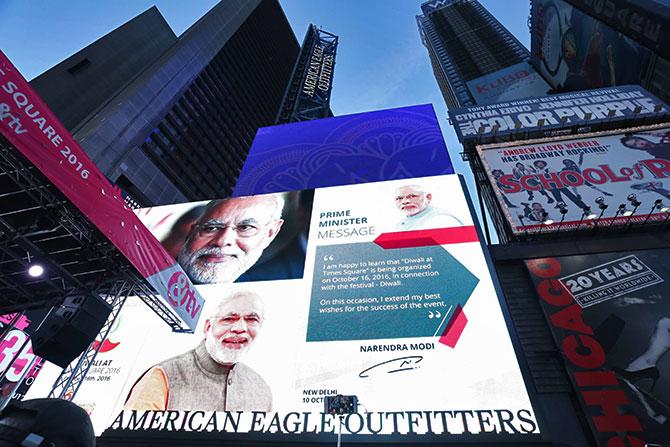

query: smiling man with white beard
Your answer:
[177,194,285,284]
[124,291,272,411]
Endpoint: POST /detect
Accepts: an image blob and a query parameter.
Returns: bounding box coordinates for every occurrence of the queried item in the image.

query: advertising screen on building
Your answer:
[449,85,669,144]
[465,62,552,106]
[526,249,670,446]
[234,104,454,196]
[477,125,670,235]
[28,175,541,442]
[562,0,670,59]
[531,0,653,92]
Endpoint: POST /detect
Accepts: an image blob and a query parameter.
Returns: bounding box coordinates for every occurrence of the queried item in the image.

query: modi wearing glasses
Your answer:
[124,290,272,411]
[177,195,285,284]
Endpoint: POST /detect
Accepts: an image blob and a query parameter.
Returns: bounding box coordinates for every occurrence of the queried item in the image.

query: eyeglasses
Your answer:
[395,194,421,202]
[194,222,271,238]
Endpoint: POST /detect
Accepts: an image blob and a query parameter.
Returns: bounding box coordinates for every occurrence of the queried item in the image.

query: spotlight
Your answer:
[28,264,44,277]
[662,207,670,213]
[595,197,608,210]
[587,213,598,219]
[627,194,641,207]
[623,210,633,217]
[544,219,555,225]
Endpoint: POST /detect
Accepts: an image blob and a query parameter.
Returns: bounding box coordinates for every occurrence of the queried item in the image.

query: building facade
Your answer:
[31,0,300,206]
[416,0,536,109]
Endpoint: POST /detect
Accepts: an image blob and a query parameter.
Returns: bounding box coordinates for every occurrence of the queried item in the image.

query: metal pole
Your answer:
[337,415,344,447]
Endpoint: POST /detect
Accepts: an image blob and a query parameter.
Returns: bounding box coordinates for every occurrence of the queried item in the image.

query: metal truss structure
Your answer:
[48,279,132,400]
[275,24,338,124]
[0,138,191,402]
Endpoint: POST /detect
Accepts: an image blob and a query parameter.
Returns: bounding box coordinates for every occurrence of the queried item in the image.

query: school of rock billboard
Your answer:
[477,125,670,235]
[27,175,541,443]
[531,0,653,92]
[526,249,670,446]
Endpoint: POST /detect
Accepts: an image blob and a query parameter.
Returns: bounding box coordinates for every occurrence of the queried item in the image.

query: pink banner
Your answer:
[0,52,203,330]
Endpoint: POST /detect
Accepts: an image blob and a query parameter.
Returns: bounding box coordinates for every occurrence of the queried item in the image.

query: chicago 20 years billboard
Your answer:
[28,175,541,442]
[477,125,670,234]
[526,249,670,446]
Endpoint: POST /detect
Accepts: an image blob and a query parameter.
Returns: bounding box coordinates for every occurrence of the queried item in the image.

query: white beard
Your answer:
[178,245,264,284]
[204,332,251,365]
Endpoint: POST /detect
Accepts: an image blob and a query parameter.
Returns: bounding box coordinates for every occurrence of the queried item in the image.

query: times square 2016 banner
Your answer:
[28,175,541,443]
[526,250,670,446]
[477,125,670,235]
[0,51,204,331]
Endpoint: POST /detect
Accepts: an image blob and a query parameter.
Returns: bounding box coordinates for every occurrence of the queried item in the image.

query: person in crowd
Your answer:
[0,398,95,447]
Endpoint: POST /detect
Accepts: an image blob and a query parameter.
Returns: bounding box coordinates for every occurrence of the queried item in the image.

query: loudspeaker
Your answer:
[32,292,112,368]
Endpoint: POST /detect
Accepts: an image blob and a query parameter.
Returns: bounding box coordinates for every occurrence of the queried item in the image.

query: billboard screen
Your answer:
[28,175,541,442]
[562,0,670,59]
[531,0,653,92]
[465,62,552,106]
[526,249,670,446]
[449,85,669,144]
[234,104,454,196]
[0,51,204,330]
[477,125,670,235]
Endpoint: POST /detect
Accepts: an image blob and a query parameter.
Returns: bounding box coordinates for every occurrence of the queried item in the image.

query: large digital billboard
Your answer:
[526,249,670,446]
[234,104,454,196]
[465,62,552,106]
[562,0,670,59]
[449,85,669,144]
[531,0,653,92]
[477,125,670,235]
[28,175,541,443]
[0,51,204,331]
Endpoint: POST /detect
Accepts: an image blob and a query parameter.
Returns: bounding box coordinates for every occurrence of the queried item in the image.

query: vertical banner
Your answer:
[526,250,670,446]
[0,310,48,402]
[0,51,204,331]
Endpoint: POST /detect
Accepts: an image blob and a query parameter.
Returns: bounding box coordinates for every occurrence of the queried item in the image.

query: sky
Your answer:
[0,0,532,241]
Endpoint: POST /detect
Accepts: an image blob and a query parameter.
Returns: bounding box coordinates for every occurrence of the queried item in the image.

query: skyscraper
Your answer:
[31,0,300,206]
[417,0,546,109]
